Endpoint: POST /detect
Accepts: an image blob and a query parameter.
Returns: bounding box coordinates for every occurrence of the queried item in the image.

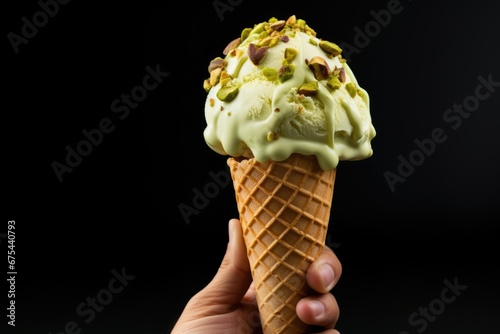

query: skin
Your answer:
[171,218,343,334]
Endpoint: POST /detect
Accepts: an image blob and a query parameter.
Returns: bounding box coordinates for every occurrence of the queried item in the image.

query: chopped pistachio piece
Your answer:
[308,56,331,80]
[209,98,215,107]
[345,82,357,98]
[229,49,244,59]
[203,79,212,92]
[338,68,346,83]
[264,24,273,35]
[286,15,296,26]
[309,38,318,46]
[258,36,273,47]
[269,36,280,47]
[262,67,278,81]
[241,27,252,42]
[208,57,227,73]
[327,76,341,91]
[248,43,269,65]
[209,67,222,86]
[319,40,342,56]
[297,19,306,30]
[284,48,298,63]
[270,20,286,31]
[271,30,280,37]
[217,85,239,102]
[223,37,241,56]
[298,81,319,96]
[305,26,317,36]
[219,71,232,86]
[249,22,266,36]
[278,64,295,83]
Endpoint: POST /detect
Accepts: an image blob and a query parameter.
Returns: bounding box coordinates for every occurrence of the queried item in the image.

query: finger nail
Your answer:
[308,300,326,319]
[228,219,235,245]
[319,263,335,290]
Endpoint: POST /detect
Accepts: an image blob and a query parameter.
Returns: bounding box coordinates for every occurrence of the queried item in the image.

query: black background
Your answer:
[4,0,500,333]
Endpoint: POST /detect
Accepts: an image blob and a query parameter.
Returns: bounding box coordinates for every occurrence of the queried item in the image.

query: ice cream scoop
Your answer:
[203,15,376,171]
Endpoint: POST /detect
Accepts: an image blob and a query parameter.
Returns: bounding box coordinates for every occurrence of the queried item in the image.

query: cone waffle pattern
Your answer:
[228,154,336,334]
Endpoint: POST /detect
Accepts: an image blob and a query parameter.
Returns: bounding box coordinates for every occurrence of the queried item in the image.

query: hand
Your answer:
[171,218,342,334]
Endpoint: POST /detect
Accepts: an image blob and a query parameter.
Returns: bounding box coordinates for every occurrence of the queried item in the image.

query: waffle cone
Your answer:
[227,153,336,334]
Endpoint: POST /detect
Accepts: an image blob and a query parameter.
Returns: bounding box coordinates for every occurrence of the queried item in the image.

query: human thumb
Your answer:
[198,219,253,308]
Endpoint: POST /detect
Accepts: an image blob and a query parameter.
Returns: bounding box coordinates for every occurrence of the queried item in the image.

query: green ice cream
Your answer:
[203,15,376,170]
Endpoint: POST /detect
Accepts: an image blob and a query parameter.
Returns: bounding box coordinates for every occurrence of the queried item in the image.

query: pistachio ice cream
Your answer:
[203,15,375,170]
